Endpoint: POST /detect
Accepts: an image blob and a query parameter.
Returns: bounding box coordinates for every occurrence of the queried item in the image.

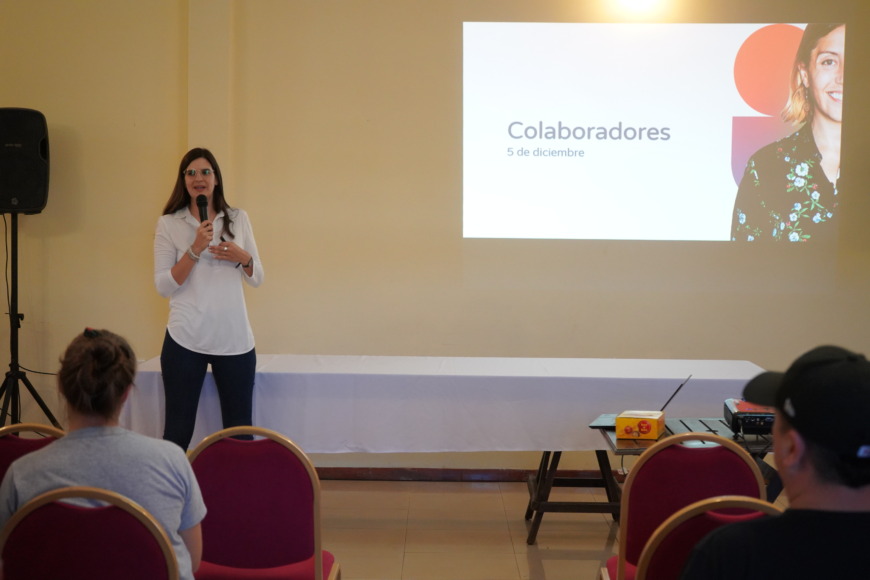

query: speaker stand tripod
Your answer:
[0,212,60,428]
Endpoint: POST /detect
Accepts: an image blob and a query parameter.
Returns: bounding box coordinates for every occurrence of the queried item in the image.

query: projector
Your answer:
[724,398,775,436]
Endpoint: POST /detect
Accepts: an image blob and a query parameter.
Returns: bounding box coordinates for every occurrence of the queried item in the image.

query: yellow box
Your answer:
[615,410,665,440]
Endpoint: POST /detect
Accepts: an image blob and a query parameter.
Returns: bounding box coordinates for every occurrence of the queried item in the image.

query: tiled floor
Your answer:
[320,479,620,580]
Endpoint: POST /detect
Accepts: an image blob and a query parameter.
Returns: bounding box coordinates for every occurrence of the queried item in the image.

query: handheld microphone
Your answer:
[196,195,208,223]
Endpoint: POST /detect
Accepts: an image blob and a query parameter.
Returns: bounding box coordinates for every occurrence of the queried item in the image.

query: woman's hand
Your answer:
[208,240,249,265]
[192,220,214,256]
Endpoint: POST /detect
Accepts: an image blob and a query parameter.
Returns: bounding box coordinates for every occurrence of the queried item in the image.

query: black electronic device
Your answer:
[724,398,774,435]
[196,194,208,222]
[0,108,49,214]
[0,108,59,428]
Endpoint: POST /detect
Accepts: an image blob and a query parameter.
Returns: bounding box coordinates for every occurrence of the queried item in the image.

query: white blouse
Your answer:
[154,207,263,355]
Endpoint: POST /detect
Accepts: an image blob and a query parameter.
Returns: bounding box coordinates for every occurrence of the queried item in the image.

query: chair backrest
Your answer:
[636,495,783,580]
[0,422,65,482]
[0,485,179,580]
[616,432,765,580]
[188,426,326,579]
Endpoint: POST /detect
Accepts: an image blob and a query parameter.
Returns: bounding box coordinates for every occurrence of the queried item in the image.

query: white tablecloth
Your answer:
[120,355,763,453]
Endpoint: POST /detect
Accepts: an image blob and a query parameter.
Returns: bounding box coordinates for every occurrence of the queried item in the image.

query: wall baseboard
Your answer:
[317,466,625,483]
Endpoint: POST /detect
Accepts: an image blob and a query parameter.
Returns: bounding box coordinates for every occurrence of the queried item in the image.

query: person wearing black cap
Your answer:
[681,345,870,579]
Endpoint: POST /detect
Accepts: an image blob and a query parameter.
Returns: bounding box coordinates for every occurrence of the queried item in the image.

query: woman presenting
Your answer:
[732,23,844,242]
[154,147,264,450]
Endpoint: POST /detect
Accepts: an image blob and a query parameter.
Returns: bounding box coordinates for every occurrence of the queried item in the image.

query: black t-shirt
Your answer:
[680,509,870,579]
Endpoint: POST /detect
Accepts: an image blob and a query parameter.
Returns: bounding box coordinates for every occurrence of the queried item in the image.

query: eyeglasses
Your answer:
[183,168,214,178]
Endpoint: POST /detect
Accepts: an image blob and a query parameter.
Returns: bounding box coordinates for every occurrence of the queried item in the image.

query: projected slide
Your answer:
[463,23,844,242]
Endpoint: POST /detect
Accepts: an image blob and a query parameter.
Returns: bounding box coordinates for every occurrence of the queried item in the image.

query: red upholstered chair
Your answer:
[0,485,179,580]
[603,432,765,580]
[0,422,65,481]
[188,426,340,580]
[635,495,782,580]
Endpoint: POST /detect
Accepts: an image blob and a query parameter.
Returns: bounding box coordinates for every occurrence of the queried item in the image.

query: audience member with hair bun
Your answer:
[0,328,206,580]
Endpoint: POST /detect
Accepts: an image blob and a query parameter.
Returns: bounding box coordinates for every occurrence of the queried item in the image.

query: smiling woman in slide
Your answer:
[731,23,845,242]
[154,147,264,450]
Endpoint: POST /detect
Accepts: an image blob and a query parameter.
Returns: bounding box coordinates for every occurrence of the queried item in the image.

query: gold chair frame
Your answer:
[0,485,179,580]
[188,426,340,580]
[609,432,766,580]
[636,494,783,580]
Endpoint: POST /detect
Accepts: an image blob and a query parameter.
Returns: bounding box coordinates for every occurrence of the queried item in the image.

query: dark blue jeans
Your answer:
[160,330,256,450]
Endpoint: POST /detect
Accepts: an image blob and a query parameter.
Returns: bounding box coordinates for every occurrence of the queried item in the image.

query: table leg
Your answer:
[524,450,621,545]
[754,456,782,502]
[595,450,621,521]
[525,451,562,545]
[524,451,551,520]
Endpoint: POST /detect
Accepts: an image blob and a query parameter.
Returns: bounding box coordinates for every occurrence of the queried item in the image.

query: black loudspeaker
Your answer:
[0,108,50,214]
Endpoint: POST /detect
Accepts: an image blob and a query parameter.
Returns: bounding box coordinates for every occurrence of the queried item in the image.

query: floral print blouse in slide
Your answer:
[731,128,838,242]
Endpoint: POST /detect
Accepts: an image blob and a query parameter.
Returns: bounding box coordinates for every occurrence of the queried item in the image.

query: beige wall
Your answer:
[2,0,869,470]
